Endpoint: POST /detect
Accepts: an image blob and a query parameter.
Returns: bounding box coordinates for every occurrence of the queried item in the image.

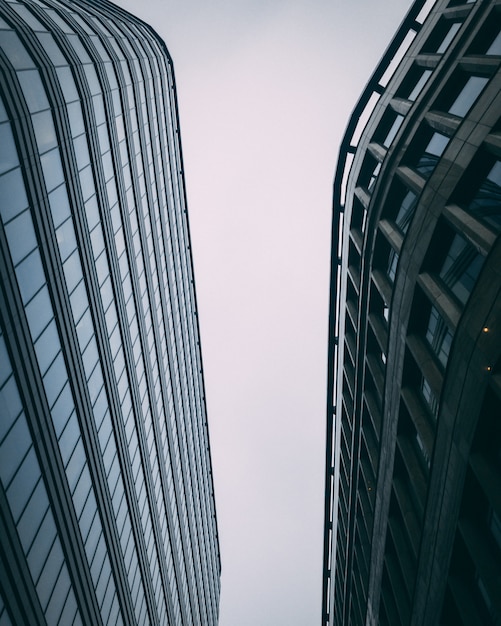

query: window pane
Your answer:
[468,161,501,230]
[0,31,35,69]
[0,167,28,222]
[32,110,58,154]
[0,123,19,175]
[448,76,489,117]
[5,209,37,265]
[439,234,484,304]
[17,69,49,113]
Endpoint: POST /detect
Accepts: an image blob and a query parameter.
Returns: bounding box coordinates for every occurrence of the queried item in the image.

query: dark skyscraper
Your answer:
[0,1,220,625]
[322,0,501,624]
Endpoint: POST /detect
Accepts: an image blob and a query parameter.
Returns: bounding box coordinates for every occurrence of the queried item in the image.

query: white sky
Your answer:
[110,1,412,623]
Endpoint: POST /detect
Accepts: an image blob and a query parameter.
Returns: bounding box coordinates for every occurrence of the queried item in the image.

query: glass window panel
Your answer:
[34,323,59,376]
[43,353,67,408]
[66,35,91,63]
[0,167,28,222]
[17,477,48,552]
[388,249,399,281]
[101,150,114,182]
[111,90,122,117]
[448,76,489,117]
[51,382,74,438]
[11,4,46,31]
[69,280,87,322]
[0,123,20,175]
[5,209,37,265]
[6,447,40,521]
[67,101,85,138]
[486,30,501,55]
[44,565,70,625]
[92,94,106,126]
[87,364,103,405]
[103,62,119,91]
[97,123,110,154]
[41,148,64,192]
[59,587,78,625]
[426,306,453,367]
[383,115,404,148]
[58,412,79,469]
[0,376,23,441]
[76,309,94,350]
[73,134,90,171]
[89,36,110,62]
[36,540,64,608]
[415,132,449,175]
[44,9,74,34]
[106,178,118,207]
[55,67,79,104]
[17,69,49,113]
[468,161,501,230]
[408,70,432,101]
[0,31,35,69]
[421,377,439,418]
[84,195,100,230]
[15,248,45,304]
[82,337,99,377]
[83,65,102,97]
[31,109,58,154]
[116,115,125,143]
[35,33,67,66]
[65,440,86,493]
[395,189,417,233]
[79,165,95,201]
[25,286,52,342]
[26,508,56,580]
[63,249,83,294]
[439,233,484,304]
[0,416,31,486]
[79,497,97,548]
[70,13,95,35]
[56,217,77,262]
[437,22,461,53]
[72,467,92,518]
[48,183,71,228]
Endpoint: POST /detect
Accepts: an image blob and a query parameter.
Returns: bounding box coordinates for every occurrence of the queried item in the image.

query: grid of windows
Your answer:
[0,1,220,625]
[323,1,501,625]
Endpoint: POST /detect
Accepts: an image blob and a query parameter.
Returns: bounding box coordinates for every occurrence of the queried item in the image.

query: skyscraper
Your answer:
[322,0,501,624]
[0,1,220,625]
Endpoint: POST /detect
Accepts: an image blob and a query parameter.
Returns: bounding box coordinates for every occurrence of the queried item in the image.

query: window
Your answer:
[439,233,484,305]
[425,306,453,367]
[422,21,461,54]
[388,249,399,282]
[421,376,439,418]
[468,160,501,231]
[414,131,449,176]
[382,115,404,148]
[397,67,432,102]
[448,76,489,117]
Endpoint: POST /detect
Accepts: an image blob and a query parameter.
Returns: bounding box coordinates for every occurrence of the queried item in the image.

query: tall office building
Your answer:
[322,0,501,624]
[0,1,220,625]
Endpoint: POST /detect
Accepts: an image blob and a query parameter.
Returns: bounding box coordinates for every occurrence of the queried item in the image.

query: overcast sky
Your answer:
[111,1,412,623]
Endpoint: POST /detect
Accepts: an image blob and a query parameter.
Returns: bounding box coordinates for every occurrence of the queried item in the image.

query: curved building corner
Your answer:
[0,1,220,625]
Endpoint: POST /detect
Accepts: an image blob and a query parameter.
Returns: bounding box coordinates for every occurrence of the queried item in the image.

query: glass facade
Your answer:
[0,1,220,625]
[322,1,501,625]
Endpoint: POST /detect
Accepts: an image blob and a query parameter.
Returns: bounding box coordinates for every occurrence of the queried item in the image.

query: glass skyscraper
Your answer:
[0,1,220,625]
[322,0,501,624]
